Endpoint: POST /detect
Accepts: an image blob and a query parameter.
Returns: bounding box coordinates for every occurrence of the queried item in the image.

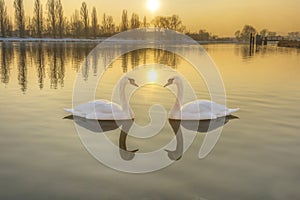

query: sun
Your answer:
[148,70,157,83]
[147,0,160,12]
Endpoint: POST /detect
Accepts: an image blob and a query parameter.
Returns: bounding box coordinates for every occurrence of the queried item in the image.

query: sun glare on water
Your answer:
[147,0,160,12]
[148,70,157,83]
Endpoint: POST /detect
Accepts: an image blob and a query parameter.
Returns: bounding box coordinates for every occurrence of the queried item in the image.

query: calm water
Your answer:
[0,42,300,199]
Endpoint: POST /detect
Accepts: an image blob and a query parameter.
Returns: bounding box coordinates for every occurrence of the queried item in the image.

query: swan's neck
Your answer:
[119,83,131,113]
[119,130,127,151]
[171,81,184,113]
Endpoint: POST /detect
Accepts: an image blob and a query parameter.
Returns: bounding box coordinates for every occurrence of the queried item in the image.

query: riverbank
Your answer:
[0,37,106,43]
[0,37,242,44]
[278,40,300,48]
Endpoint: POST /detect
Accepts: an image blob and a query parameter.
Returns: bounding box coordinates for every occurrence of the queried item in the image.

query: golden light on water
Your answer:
[148,70,157,82]
[147,0,159,12]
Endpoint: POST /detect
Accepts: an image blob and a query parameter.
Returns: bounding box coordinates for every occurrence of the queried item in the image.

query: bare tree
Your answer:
[0,0,8,37]
[91,7,98,37]
[120,10,128,31]
[101,13,107,34]
[106,15,115,34]
[6,17,13,37]
[130,13,140,29]
[143,16,148,28]
[198,29,210,40]
[26,16,33,36]
[14,0,26,37]
[152,16,170,29]
[234,30,241,40]
[260,29,268,38]
[80,2,89,36]
[268,31,277,37]
[152,15,185,32]
[170,15,181,31]
[64,20,71,36]
[32,0,43,37]
[56,0,64,38]
[46,0,56,37]
[70,9,82,37]
[240,25,257,41]
[288,32,300,40]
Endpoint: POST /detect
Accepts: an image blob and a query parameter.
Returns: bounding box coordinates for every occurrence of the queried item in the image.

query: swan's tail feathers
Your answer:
[64,108,74,114]
[64,109,87,118]
[228,108,240,114]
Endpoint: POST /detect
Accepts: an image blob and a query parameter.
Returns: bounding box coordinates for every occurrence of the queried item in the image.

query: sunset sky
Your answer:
[5,0,300,36]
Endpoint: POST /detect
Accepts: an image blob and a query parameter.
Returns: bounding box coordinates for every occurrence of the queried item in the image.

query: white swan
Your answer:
[164,76,239,120]
[64,76,138,120]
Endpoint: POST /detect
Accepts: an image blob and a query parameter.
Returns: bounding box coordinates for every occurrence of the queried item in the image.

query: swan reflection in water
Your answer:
[64,114,238,162]
[64,115,138,160]
[166,115,239,161]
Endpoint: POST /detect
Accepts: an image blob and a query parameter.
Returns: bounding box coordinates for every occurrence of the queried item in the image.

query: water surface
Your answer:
[0,42,300,199]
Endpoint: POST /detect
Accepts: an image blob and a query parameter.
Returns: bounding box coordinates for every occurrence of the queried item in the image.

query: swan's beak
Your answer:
[164,149,173,153]
[164,82,172,87]
[128,78,139,87]
[130,149,139,153]
[131,82,139,87]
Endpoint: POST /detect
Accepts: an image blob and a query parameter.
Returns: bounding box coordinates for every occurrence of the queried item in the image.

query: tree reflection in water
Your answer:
[0,43,184,92]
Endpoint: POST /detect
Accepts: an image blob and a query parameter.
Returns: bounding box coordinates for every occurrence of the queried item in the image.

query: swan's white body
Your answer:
[166,77,239,120]
[64,77,137,120]
[170,100,239,120]
[64,100,133,120]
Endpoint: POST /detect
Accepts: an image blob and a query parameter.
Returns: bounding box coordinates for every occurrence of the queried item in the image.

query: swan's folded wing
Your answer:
[182,100,213,113]
[72,100,110,113]
[94,102,123,113]
[227,108,240,115]
[64,108,74,113]
[90,100,110,104]
[64,100,128,120]
[64,108,87,118]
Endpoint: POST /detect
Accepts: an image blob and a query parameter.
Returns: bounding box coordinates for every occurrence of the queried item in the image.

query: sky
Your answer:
[5,0,300,37]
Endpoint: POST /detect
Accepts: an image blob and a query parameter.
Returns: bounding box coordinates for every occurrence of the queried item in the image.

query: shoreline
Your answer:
[0,37,243,44]
[0,37,106,43]
[0,37,283,46]
[278,40,300,48]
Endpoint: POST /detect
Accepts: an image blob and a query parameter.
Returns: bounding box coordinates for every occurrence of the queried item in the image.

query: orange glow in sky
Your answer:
[4,0,300,36]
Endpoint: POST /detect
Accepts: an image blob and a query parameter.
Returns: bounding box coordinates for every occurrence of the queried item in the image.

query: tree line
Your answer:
[234,25,299,41]
[2,1,297,40]
[0,0,188,38]
[234,25,278,41]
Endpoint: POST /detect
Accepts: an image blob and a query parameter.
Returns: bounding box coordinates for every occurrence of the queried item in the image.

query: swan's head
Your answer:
[165,149,183,161]
[119,149,139,160]
[164,76,182,87]
[122,76,139,87]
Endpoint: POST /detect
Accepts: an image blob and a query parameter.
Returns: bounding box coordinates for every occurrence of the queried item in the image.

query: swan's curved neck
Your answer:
[119,83,130,112]
[172,81,184,113]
